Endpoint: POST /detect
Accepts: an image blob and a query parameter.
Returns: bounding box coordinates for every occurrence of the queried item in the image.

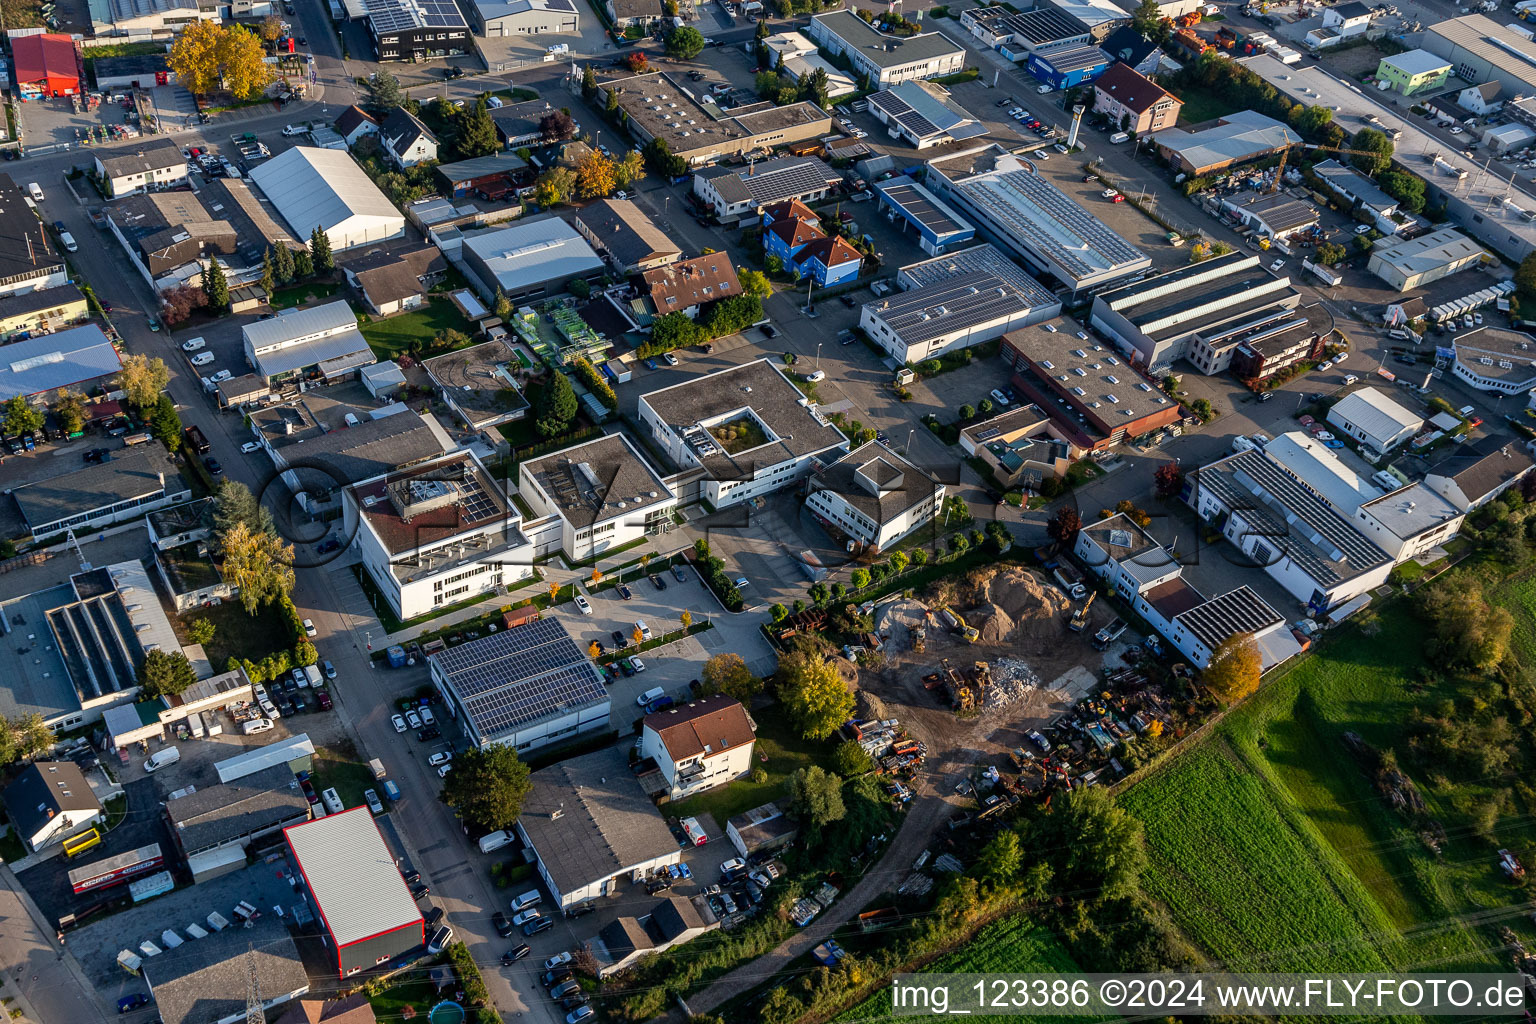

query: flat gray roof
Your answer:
[167,764,310,855]
[12,449,173,532]
[1359,481,1462,540]
[1369,228,1485,275]
[521,433,672,529]
[285,808,422,947]
[0,586,87,722]
[518,744,678,897]
[463,216,605,291]
[0,324,122,401]
[811,10,965,67]
[422,339,530,427]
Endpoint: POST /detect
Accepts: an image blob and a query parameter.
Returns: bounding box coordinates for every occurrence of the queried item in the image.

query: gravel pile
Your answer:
[984,656,1042,710]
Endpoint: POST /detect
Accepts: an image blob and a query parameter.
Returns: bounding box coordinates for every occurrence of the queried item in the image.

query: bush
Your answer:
[447,943,492,1007]
[570,356,618,411]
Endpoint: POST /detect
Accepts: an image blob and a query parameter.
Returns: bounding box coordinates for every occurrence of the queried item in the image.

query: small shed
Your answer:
[360,360,406,398]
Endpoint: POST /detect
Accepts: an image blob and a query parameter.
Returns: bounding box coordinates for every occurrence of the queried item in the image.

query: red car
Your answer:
[1110,194,1124,203]
[316,690,332,710]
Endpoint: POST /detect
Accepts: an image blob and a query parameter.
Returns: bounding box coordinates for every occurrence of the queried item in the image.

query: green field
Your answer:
[1164,84,1240,126]
[1122,564,1536,976]
[359,298,476,360]
[834,916,1091,1024]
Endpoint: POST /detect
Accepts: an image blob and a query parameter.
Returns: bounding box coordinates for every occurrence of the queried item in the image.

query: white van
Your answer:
[479,830,516,854]
[26,182,43,202]
[181,336,207,352]
[420,707,436,727]
[635,619,651,641]
[322,787,344,814]
[636,685,665,707]
[511,889,542,912]
[1109,131,1130,144]
[144,746,181,772]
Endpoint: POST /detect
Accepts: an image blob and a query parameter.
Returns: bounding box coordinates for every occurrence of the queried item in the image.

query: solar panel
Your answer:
[975,427,1002,441]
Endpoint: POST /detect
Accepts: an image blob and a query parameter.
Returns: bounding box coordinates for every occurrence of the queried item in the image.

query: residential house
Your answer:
[638,696,756,799]
[643,252,742,319]
[1457,81,1503,115]
[1,762,105,852]
[574,198,681,274]
[380,108,438,169]
[95,138,187,197]
[1092,61,1181,135]
[1424,444,1536,512]
[333,106,381,146]
[343,244,446,316]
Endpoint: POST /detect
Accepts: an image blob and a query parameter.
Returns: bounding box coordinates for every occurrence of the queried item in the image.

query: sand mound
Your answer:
[963,566,1073,644]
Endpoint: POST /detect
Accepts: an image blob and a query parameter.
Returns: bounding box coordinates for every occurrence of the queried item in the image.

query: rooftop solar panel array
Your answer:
[365,0,464,32]
[432,618,608,743]
[741,159,834,206]
[870,90,943,140]
[958,170,1144,282]
[879,181,966,236]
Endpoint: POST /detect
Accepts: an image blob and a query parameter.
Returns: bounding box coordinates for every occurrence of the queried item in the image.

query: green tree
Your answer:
[1378,170,1426,214]
[581,64,598,100]
[1516,252,1536,302]
[1419,580,1514,672]
[778,646,854,739]
[457,98,499,159]
[371,69,404,110]
[1350,127,1394,176]
[665,25,706,59]
[212,480,275,542]
[1292,104,1334,139]
[701,294,763,338]
[605,87,620,118]
[148,394,182,447]
[52,390,86,436]
[493,287,513,320]
[309,226,334,273]
[118,354,170,412]
[292,248,313,279]
[2,396,43,436]
[271,243,295,285]
[1203,631,1262,704]
[533,167,577,208]
[974,829,1024,885]
[831,739,873,776]
[648,311,707,352]
[1130,0,1162,36]
[800,66,830,108]
[535,370,578,438]
[1021,785,1147,904]
[787,765,846,829]
[849,567,870,589]
[139,649,197,698]
[1316,241,1347,265]
[737,267,772,299]
[203,256,230,311]
[259,247,276,296]
[11,713,52,761]
[440,743,533,833]
[188,618,217,645]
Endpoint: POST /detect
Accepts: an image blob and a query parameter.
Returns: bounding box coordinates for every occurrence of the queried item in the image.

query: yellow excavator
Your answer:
[1068,591,1096,633]
[941,605,980,644]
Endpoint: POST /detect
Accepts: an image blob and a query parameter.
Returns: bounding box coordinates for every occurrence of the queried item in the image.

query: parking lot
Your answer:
[17,91,149,155]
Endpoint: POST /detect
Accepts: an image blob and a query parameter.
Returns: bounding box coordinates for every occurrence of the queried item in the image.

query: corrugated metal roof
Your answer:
[285,807,421,947]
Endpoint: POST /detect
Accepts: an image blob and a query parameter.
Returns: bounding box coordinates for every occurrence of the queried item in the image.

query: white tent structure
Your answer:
[249,147,405,252]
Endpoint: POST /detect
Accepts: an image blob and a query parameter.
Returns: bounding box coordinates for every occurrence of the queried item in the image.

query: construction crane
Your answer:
[1268,140,1396,193]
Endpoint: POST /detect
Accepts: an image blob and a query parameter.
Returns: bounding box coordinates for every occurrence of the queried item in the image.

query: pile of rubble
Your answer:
[983,656,1042,710]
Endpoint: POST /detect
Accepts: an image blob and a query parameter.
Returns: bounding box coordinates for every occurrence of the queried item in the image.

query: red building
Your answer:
[12,34,80,98]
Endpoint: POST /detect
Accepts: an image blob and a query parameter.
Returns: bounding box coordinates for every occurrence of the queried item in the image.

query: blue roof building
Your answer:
[1026,44,1111,91]
[875,176,975,256]
[0,324,120,402]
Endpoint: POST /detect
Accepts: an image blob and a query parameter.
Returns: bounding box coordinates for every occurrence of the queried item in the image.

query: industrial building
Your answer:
[866,80,989,150]
[285,809,424,978]
[1184,448,1393,611]
[146,911,308,1024]
[249,148,406,251]
[806,11,966,88]
[516,744,680,909]
[573,198,681,274]
[469,0,578,35]
[242,300,374,385]
[859,243,1061,364]
[692,156,840,223]
[518,433,677,561]
[2,762,104,852]
[460,216,605,303]
[1367,229,1486,291]
[92,53,172,91]
[0,324,123,402]
[926,144,1150,294]
[348,0,471,60]
[10,449,188,537]
[959,5,1092,59]
[1449,326,1536,395]
[805,438,945,550]
[639,359,849,509]
[959,403,1074,490]
[1089,252,1300,373]
[421,338,530,431]
[1217,192,1320,242]
[1311,159,1399,228]
[213,734,316,785]
[1420,15,1536,103]
[874,176,975,255]
[1150,110,1301,176]
[166,765,311,882]
[0,560,185,731]
[1091,61,1181,135]
[1000,321,1182,449]
[1025,44,1110,91]
[0,175,66,298]
[607,72,832,168]
[0,283,87,342]
[1325,388,1422,454]
[346,450,534,621]
[1041,0,1128,35]
[1353,482,1465,562]
[429,617,610,752]
[11,34,79,97]
[1374,48,1452,95]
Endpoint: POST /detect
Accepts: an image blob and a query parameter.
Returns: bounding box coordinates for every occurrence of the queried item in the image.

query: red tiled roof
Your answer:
[797,234,862,269]
[765,216,824,250]
[1093,61,1177,115]
[643,253,743,311]
[761,198,817,224]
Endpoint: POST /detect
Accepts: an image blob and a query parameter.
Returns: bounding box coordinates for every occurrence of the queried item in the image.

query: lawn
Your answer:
[1122,566,1532,977]
[669,712,831,825]
[269,280,339,310]
[359,298,477,361]
[367,969,444,1023]
[310,742,379,812]
[175,599,294,672]
[1164,84,1240,126]
[834,916,1089,1024]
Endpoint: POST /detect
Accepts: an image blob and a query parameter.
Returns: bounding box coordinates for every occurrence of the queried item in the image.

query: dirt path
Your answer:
[681,739,980,1019]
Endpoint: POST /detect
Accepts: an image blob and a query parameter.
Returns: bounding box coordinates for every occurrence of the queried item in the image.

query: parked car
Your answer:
[649,573,666,591]
[524,917,553,936]
[504,944,532,963]
[511,908,542,927]
[240,441,261,454]
[544,952,573,971]
[428,751,453,767]
[406,711,422,730]
[428,926,453,954]
[672,564,688,583]
[118,994,152,1014]
[493,912,513,937]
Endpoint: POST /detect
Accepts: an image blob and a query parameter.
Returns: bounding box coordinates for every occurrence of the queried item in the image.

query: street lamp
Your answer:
[905,427,914,453]
[816,342,822,370]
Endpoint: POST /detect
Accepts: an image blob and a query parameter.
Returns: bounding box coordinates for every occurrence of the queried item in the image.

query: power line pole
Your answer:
[244,943,264,1024]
